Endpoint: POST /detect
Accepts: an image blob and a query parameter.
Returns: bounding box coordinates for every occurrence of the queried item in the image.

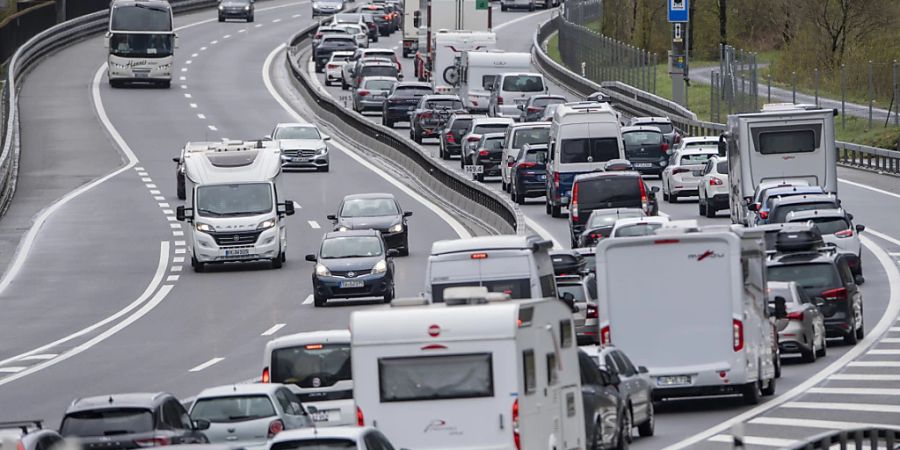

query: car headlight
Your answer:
[388,223,403,233]
[337,225,350,232]
[316,146,328,155]
[196,222,215,232]
[315,263,331,276]
[257,219,277,230]
[244,4,250,10]
[371,259,388,274]
[218,4,224,9]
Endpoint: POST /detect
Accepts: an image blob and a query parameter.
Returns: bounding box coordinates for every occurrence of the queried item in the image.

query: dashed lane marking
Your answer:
[184,93,192,98]
[308,220,320,229]
[848,361,900,367]
[190,103,198,109]
[167,275,180,282]
[197,113,206,119]
[189,357,225,372]
[261,324,286,336]
[302,295,313,305]
[208,125,218,131]
[749,416,894,430]
[830,373,900,381]
[807,387,900,396]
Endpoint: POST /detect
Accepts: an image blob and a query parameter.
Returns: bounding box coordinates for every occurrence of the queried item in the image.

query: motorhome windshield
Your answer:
[378,353,493,402]
[110,5,172,31]
[196,183,273,217]
[109,33,173,58]
[560,138,619,164]
[271,344,352,389]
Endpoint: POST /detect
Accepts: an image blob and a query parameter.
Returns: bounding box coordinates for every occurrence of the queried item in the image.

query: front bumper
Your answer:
[193,228,280,263]
[357,98,386,110]
[281,152,329,168]
[314,272,392,299]
[629,159,665,174]
[220,8,251,17]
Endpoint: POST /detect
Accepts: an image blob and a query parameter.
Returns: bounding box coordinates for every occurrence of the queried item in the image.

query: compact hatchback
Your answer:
[353,76,397,112]
[306,230,398,307]
[576,208,645,248]
[697,156,729,218]
[510,143,549,205]
[661,147,718,202]
[621,126,668,177]
[784,208,865,276]
[768,281,826,363]
[568,171,659,247]
[327,193,413,255]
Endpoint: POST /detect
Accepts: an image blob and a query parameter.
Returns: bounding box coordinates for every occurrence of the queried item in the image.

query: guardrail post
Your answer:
[869,60,874,128]
[767,73,771,103]
[814,68,819,107]
[841,64,846,130]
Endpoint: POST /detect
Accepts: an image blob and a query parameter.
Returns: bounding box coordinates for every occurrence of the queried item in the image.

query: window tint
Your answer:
[191,396,277,423]
[557,284,586,301]
[271,343,352,389]
[451,118,473,132]
[364,79,396,90]
[771,202,838,223]
[425,99,464,109]
[523,350,536,394]
[360,67,398,78]
[680,154,714,165]
[275,126,321,140]
[796,217,850,235]
[320,236,383,258]
[612,351,637,377]
[523,149,549,163]
[638,122,674,133]
[196,183,272,217]
[395,86,432,96]
[539,273,557,298]
[61,409,154,437]
[768,263,840,289]
[533,97,565,107]
[837,260,854,284]
[474,124,512,134]
[502,75,544,92]
[111,5,172,31]
[757,129,817,154]
[432,279,531,303]
[576,177,642,207]
[512,128,550,148]
[161,401,185,429]
[614,223,663,237]
[560,138,620,164]
[560,320,573,348]
[579,353,602,385]
[271,439,357,450]
[379,353,493,402]
[546,353,558,385]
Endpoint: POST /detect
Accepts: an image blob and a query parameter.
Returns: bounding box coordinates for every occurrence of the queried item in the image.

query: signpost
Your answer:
[667,0,689,107]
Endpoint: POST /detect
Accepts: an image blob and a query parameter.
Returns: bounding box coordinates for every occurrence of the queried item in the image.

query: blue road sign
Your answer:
[668,0,688,22]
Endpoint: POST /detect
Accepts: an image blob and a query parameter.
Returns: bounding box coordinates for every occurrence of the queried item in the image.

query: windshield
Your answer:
[275,127,321,140]
[512,128,550,148]
[615,223,663,237]
[196,183,273,217]
[623,131,662,146]
[533,97,565,107]
[560,138,620,164]
[768,263,840,289]
[272,440,358,450]
[110,5,172,31]
[271,344,352,389]
[364,79,396,90]
[109,33,173,58]
[794,217,851,235]
[771,202,838,223]
[502,75,544,92]
[191,396,276,423]
[557,284,586,301]
[379,353,493,402]
[426,99,464,109]
[61,409,153,437]
[340,198,398,217]
[320,236,383,258]
[680,154,714,165]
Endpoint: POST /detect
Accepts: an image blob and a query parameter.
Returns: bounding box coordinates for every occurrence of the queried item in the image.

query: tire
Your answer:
[590,419,603,450]
[669,190,679,203]
[761,376,776,396]
[384,117,394,128]
[515,186,526,205]
[662,190,670,202]
[248,14,254,22]
[325,78,332,87]
[475,172,484,182]
[191,256,205,273]
[158,80,171,89]
[317,165,330,173]
[844,318,859,345]
[439,143,448,160]
[176,171,186,200]
[616,409,631,450]
[501,180,508,192]
[705,201,717,218]
[528,2,535,11]
[774,352,782,378]
[816,332,828,357]
[218,15,224,22]
[372,35,378,43]
[800,345,816,363]
[313,294,326,307]
[551,203,562,218]
[637,401,654,437]
[271,252,284,269]
[856,315,865,340]
[698,199,707,216]
[109,79,123,88]
[742,381,761,405]
[383,283,394,303]
[501,4,508,11]
[341,79,348,90]
[545,198,552,215]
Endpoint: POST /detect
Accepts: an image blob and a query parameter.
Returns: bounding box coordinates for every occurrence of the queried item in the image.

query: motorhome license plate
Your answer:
[657,375,691,386]
[633,163,652,168]
[340,280,365,288]
[515,99,526,105]
[225,249,250,257]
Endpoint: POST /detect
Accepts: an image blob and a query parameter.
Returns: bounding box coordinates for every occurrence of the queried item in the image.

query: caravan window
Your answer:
[431,279,531,303]
[378,354,494,402]
[560,138,620,164]
[753,126,820,155]
[546,353,558,385]
[502,75,544,92]
[560,320,573,348]
[523,350,536,394]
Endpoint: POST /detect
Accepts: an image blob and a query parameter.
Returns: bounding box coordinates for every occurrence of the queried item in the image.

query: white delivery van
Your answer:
[431,31,496,94]
[351,292,586,450]
[595,225,777,404]
[424,235,556,302]
[722,103,838,225]
[488,72,548,119]
[456,51,532,112]
[262,330,355,427]
[175,139,295,272]
[546,102,625,217]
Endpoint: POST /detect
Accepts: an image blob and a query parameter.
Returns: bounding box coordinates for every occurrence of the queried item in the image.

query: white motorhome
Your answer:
[723,103,838,225]
[431,31,496,94]
[351,292,586,450]
[175,140,295,272]
[595,224,778,404]
[424,235,556,303]
[262,330,355,427]
[402,0,427,57]
[455,51,532,112]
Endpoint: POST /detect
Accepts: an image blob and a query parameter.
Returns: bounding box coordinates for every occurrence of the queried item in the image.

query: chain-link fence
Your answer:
[556,0,657,94]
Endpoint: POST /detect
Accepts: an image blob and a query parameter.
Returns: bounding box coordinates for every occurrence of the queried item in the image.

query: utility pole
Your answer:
[668,0,689,107]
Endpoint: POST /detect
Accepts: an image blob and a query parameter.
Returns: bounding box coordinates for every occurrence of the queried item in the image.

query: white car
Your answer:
[268,122,331,172]
[784,208,865,273]
[610,216,670,237]
[697,155,729,218]
[268,427,396,450]
[676,135,718,152]
[335,23,368,48]
[661,147,718,202]
[324,51,354,86]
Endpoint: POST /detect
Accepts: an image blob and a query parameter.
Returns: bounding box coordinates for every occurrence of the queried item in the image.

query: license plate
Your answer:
[633,162,653,168]
[134,73,149,78]
[311,410,340,422]
[293,157,310,162]
[514,99,526,105]
[340,280,365,288]
[225,249,250,257]
[464,165,484,174]
[657,375,691,386]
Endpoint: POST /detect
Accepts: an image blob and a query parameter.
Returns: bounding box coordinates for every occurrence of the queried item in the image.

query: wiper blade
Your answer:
[197,208,222,217]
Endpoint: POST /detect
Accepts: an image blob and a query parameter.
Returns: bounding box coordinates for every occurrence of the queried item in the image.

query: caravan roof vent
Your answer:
[207,150,259,168]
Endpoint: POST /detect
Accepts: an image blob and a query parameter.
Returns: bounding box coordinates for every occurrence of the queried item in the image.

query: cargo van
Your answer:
[455,51,532,112]
[262,330,355,427]
[722,103,838,225]
[546,102,625,217]
[595,225,779,404]
[488,72,548,119]
[424,235,556,303]
[174,139,296,272]
[351,292,586,450]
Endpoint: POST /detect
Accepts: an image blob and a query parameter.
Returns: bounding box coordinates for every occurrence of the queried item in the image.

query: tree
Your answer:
[801,0,895,68]
[718,0,727,48]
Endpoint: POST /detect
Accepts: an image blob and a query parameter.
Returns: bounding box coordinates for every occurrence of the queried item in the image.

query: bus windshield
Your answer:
[109,33,173,58]
[111,4,172,32]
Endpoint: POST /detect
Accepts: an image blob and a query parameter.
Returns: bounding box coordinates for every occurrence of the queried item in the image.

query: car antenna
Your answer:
[108,396,114,404]
[233,385,237,392]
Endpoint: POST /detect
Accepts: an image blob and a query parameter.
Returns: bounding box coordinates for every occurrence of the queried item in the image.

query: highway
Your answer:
[1,1,900,449]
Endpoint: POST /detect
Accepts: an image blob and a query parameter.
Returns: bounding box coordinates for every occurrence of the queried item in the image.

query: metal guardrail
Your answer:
[285,29,521,235]
[531,16,900,176]
[784,427,900,450]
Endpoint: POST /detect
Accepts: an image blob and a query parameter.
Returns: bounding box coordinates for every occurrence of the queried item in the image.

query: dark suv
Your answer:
[567,171,659,248]
[314,35,358,72]
[767,228,865,345]
[439,114,479,159]
[60,393,210,450]
[409,95,466,142]
[382,82,433,128]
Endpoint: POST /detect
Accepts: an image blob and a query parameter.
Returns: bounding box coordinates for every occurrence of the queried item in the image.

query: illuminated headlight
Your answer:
[257,219,277,230]
[244,4,250,9]
[218,3,224,9]
[315,263,331,276]
[371,259,388,274]
[196,222,215,232]
[337,226,350,232]
[388,223,403,233]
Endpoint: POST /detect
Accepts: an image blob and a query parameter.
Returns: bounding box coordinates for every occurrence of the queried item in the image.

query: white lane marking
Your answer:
[175,240,186,246]
[153,195,164,200]
[141,177,152,182]
[191,53,198,57]
[808,387,900,396]
[197,113,206,119]
[166,216,177,222]
[134,166,144,171]
[261,323,286,336]
[0,243,172,385]
[292,14,301,18]
[782,401,900,413]
[189,357,225,372]
[173,256,184,263]
[831,373,900,381]
[308,220,321,229]
[180,85,188,90]
[750,416,894,430]
[303,294,314,305]
[200,46,207,51]
[137,171,148,176]
[890,252,900,256]
[170,223,181,229]
[18,354,56,361]
[180,76,187,81]
[255,23,263,28]
[186,60,192,65]
[175,248,186,254]
[293,201,302,209]
[167,275,180,282]
[848,361,900,367]
[891,326,900,332]
[262,44,471,239]
[223,34,232,39]
[708,435,796,447]
[181,68,188,72]
[881,337,900,342]
[185,93,192,98]
[173,230,184,236]
[663,233,900,450]
[190,103,198,108]
[208,125,218,131]
[211,40,219,44]
[239,29,247,33]
[840,178,900,201]
[146,183,157,188]
[162,209,174,215]
[171,265,183,272]
[870,349,900,355]
[0,367,26,373]
[272,18,281,23]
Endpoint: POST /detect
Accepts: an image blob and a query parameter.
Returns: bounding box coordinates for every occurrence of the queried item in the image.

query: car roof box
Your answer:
[550,251,585,276]
[775,225,824,252]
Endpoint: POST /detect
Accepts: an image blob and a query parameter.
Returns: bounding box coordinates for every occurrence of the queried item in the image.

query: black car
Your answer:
[306,230,398,307]
[766,227,865,345]
[409,95,465,142]
[218,0,254,22]
[518,94,566,122]
[314,35,358,72]
[382,82,433,128]
[466,133,505,182]
[439,114,479,159]
[621,126,668,177]
[568,171,659,248]
[60,393,210,450]
[578,350,629,450]
[577,208,645,248]
[357,13,379,42]
[327,193,413,255]
[510,143,549,205]
[312,26,349,50]
[356,4,391,35]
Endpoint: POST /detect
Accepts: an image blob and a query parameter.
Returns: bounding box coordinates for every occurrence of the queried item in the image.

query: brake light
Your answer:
[709,177,723,186]
[327,63,338,69]
[468,136,480,142]
[590,233,603,240]
[470,252,488,259]
[519,162,536,169]
[654,239,680,244]
[447,132,456,143]
[527,106,540,112]
[356,407,365,426]
[314,33,322,39]
[16,441,24,450]
[600,325,611,345]
[267,419,284,438]
[136,437,170,447]
[571,182,580,221]
[479,150,489,157]
[660,142,669,154]
[786,311,804,321]
[420,111,433,119]
[587,303,598,319]
[358,90,370,97]
[498,96,504,105]
[822,287,847,301]
[639,180,648,209]
[553,171,560,188]
[261,367,270,383]
[397,61,402,72]
[759,211,769,220]
[512,400,520,450]
[835,229,854,238]
[733,319,744,352]
[672,167,691,174]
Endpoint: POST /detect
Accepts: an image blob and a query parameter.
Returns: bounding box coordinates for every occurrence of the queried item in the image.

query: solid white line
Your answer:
[664,233,900,449]
[830,373,900,381]
[782,401,900,413]
[261,323,286,336]
[525,217,562,249]
[840,178,900,201]
[881,338,900,342]
[189,357,225,372]
[262,44,471,239]
[869,349,900,355]
[708,435,796,447]
[308,220,321,229]
[749,416,894,430]
[303,294,314,305]
[18,354,56,361]
[866,227,900,247]
[808,387,900,396]
[848,361,900,367]
[0,367,26,373]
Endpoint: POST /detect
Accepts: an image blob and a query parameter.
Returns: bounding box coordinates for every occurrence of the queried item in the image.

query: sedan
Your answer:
[621,126,668,177]
[581,345,656,440]
[353,76,397,112]
[327,193,413,255]
[267,122,331,172]
[218,0,254,22]
[610,216,670,238]
[189,384,313,445]
[306,230,397,307]
[769,281,827,363]
[518,94,566,122]
[311,0,343,16]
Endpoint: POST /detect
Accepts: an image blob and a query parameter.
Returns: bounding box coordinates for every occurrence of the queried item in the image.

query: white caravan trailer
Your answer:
[431,31,496,94]
[456,51,532,112]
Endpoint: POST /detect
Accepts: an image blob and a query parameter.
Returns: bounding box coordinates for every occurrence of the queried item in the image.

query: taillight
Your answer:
[479,149,489,157]
[262,367,270,383]
[498,96,504,105]
[571,182,580,221]
[527,106,540,112]
[835,229,854,238]
[590,233,603,240]
[759,211,769,220]
[447,132,456,143]
[136,437,170,447]
[733,319,744,352]
[358,90,370,97]
[672,167,691,174]
[267,419,284,438]
[327,63,338,69]
[512,400,520,450]
[356,406,365,426]
[600,325,611,345]
[639,180,648,209]
[519,162,536,169]
[786,311,804,321]
[660,142,669,154]
[16,441,24,450]
[397,62,402,72]
[468,136,480,142]
[822,287,847,301]
[553,171,560,188]
[587,303,598,319]
[709,177,723,186]
[420,111,433,119]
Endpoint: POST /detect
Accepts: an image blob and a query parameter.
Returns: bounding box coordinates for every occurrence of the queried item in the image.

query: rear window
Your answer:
[557,283,586,302]
[756,128,818,155]
[451,118,473,131]
[614,223,663,237]
[365,51,396,60]
[431,279,531,303]
[330,54,352,62]
[482,75,497,90]
[271,439,357,450]
[395,87,432,96]
[379,353,493,402]
[577,178,642,207]
[61,409,153,437]
[771,202,838,223]
[638,122,674,133]
[716,161,728,173]
[271,344,352,389]
[684,140,716,148]
[502,75,544,93]
[587,209,642,227]
[323,37,356,47]
[533,97,565,107]
[512,128,550,148]
[191,396,276,423]
[474,124,511,134]
[361,66,398,78]
[680,154,714,165]
[426,99,464,109]
[523,149,548,163]
[364,79,396,90]
[794,217,850,235]
[483,137,504,150]
[623,131,662,146]
[560,138,620,164]
[768,263,840,289]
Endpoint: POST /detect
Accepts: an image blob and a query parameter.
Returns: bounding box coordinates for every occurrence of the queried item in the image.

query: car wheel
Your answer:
[773,352,782,378]
[341,79,348,90]
[515,186,526,205]
[528,2,535,11]
[662,187,670,202]
[844,318,860,345]
[325,78,332,87]
[501,4,508,11]
[705,200,716,218]
[800,343,817,363]
[637,401,654,437]
[698,198,707,216]
[248,14,254,22]
[761,376,776,396]
[669,190,679,203]
[816,331,827,357]
[856,314,865,340]
[545,197,552,215]
[414,132,422,144]
[158,80,171,89]
[615,409,631,450]
[551,203,562,218]
[191,256,205,273]
[742,380,762,405]
[383,284,394,303]
[271,252,284,269]
[313,293,326,307]
[501,179,508,192]
[475,172,484,182]
[218,15,224,22]
[317,165,329,172]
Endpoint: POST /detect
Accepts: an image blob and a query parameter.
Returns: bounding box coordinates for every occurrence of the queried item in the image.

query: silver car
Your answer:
[268,122,331,172]
[0,421,64,450]
[189,384,313,446]
[557,274,598,345]
[580,345,656,440]
[769,281,827,363]
[352,76,396,112]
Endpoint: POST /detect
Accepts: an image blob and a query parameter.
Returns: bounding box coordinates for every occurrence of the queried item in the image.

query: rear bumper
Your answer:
[384,106,416,120]
[709,193,729,209]
[653,384,744,400]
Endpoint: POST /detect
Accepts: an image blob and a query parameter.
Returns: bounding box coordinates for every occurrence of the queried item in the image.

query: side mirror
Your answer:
[517,104,524,111]
[856,224,865,233]
[403,211,413,218]
[638,366,648,374]
[386,248,400,257]
[717,133,728,157]
[192,419,210,431]
[558,292,576,312]
[305,254,318,262]
[264,134,273,140]
[650,186,660,193]
[322,135,332,141]
[854,274,865,285]
[172,157,181,163]
[327,214,337,221]
[773,296,787,319]
[748,202,760,212]
[281,201,296,216]
[176,206,192,222]
[847,213,854,221]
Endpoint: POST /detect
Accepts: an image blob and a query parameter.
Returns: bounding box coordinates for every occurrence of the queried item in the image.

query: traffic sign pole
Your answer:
[668,0,689,107]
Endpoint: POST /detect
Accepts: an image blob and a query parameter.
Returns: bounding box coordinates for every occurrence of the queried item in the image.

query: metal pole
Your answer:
[841,64,846,130]
[814,68,819,107]
[869,60,874,129]
[653,53,658,94]
[711,71,715,121]
[752,53,759,111]
[894,60,899,127]
[792,71,797,104]
[767,73,771,103]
